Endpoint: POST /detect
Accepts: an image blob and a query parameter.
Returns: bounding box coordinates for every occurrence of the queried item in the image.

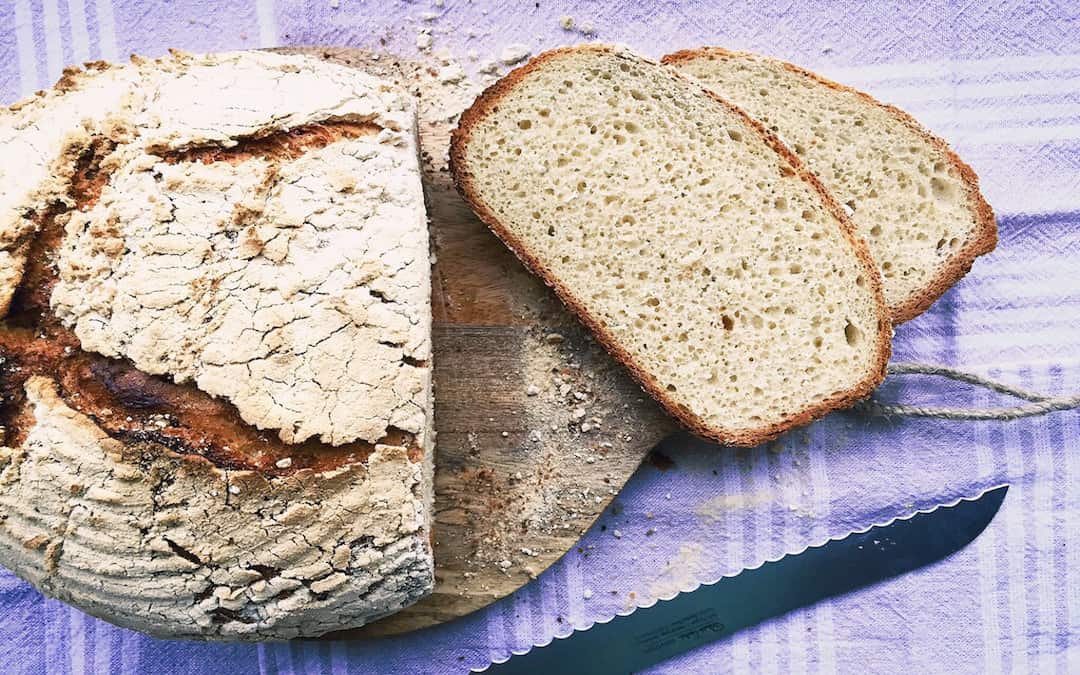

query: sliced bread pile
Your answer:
[451,45,892,446]
[664,48,996,322]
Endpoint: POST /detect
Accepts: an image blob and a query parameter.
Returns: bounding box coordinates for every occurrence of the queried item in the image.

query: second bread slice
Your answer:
[664,48,997,322]
[450,45,890,446]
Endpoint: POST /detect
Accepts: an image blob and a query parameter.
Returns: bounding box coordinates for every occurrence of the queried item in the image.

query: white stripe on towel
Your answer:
[41,0,63,84]
[92,0,117,60]
[256,0,278,48]
[806,430,837,675]
[66,0,90,63]
[14,0,39,95]
[824,52,1080,87]
[999,383,1030,672]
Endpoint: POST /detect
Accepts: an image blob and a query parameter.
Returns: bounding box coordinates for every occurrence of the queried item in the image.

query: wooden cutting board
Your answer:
[274,48,681,637]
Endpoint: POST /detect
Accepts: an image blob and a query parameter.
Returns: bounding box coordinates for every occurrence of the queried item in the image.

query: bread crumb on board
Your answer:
[329,48,655,588]
[437,63,466,83]
[500,44,531,65]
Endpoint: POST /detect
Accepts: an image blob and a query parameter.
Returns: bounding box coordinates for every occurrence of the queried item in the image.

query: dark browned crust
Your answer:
[159,120,382,163]
[662,47,998,324]
[0,110,415,475]
[449,44,891,448]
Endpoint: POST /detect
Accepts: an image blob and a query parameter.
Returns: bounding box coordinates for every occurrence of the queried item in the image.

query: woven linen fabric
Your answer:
[1,1,1078,673]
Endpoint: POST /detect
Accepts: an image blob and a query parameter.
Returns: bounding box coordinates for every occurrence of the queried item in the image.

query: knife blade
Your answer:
[483,485,1008,674]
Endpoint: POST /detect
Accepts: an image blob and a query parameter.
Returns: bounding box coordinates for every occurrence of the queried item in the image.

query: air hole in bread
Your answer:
[930,176,954,200]
[844,320,861,346]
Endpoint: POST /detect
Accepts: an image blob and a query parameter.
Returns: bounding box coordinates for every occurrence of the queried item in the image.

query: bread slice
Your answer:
[450,45,890,446]
[663,48,997,322]
[0,50,434,640]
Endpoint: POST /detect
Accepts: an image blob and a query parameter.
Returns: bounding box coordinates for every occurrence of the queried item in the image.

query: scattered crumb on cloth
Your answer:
[499,44,531,65]
[647,543,707,599]
[695,491,777,522]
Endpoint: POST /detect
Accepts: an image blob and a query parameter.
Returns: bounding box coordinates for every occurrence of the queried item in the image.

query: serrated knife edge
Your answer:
[474,482,1009,672]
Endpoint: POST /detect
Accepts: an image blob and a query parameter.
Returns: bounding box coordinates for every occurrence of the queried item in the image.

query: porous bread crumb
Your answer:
[416,32,433,51]
[559,15,575,30]
[452,45,889,445]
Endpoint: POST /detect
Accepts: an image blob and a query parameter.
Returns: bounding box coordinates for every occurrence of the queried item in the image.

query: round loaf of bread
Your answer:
[0,51,434,640]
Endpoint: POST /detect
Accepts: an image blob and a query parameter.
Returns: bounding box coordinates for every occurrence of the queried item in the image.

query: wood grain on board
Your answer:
[277,48,679,636]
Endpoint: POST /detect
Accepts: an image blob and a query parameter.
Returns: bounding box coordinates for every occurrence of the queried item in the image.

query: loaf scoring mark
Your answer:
[161,120,383,165]
[0,125,421,474]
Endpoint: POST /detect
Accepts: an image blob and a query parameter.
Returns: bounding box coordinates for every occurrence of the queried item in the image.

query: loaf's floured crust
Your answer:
[0,377,431,640]
[0,51,435,640]
[0,62,142,316]
[52,123,430,447]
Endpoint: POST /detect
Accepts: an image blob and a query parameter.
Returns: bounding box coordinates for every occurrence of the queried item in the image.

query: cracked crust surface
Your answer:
[0,377,431,640]
[52,123,430,447]
[0,50,435,640]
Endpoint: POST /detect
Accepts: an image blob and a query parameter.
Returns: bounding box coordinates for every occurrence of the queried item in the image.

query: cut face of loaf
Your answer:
[451,45,891,446]
[664,48,997,322]
[0,51,434,640]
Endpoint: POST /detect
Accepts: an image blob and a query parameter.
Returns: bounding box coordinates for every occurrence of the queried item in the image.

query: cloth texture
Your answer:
[1,1,1078,673]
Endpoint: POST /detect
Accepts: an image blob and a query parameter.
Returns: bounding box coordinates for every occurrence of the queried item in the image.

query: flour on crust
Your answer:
[0,50,434,640]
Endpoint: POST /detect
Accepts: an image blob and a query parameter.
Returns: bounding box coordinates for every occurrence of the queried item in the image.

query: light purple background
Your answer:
[2,1,1079,673]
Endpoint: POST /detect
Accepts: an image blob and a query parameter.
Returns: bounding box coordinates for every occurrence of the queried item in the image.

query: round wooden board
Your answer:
[273,48,679,637]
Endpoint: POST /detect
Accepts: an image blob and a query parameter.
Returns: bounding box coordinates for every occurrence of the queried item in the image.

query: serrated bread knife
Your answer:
[483,485,1008,674]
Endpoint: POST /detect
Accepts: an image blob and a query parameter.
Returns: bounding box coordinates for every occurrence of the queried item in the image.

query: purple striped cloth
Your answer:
[2,1,1079,673]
